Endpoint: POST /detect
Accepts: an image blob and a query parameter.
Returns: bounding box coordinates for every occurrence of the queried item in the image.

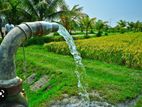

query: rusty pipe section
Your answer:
[0,21,59,88]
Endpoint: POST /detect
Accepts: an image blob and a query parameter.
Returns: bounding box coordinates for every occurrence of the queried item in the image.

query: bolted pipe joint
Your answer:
[0,21,59,107]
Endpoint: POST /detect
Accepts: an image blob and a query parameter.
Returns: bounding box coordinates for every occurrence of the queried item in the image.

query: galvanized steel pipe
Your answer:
[0,21,59,106]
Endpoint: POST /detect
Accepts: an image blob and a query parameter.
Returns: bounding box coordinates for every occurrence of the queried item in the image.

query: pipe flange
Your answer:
[0,77,21,88]
[35,22,43,35]
[6,79,23,97]
[0,78,22,97]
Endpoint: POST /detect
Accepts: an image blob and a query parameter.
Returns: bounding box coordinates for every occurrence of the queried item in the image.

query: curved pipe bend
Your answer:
[0,21,59,87]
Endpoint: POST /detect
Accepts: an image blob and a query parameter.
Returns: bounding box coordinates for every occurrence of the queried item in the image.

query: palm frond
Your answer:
[20,0,39,19]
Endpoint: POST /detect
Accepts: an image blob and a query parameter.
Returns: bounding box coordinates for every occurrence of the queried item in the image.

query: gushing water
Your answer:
[57,24,90,106]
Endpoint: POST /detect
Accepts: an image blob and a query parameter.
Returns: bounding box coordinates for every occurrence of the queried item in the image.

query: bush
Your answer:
[44,32,142,69]
[24,36,65,46]
[96,31,102,37]
[24,35,93,46]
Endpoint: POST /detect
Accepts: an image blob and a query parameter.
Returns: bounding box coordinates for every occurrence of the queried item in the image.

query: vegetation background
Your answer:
[0,0,142,107]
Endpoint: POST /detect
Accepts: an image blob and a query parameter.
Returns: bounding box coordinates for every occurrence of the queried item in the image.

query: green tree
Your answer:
[22,0,66,21]
[0,0,66,24]
[127,22,135,31]
[95,20,108,37]
[0,0,33,24]
[134,21,142,32]
[117,20,127,33]
[78,15,96,37]
[127,21,142,32]
[60,4,83,34]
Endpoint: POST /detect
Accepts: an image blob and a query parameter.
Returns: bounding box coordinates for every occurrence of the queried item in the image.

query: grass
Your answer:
[135,96,142,107]
[16,45,142,107]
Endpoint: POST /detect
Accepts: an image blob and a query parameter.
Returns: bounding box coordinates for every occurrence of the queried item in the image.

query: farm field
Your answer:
[16,42,142,107]
[45,32,142,69]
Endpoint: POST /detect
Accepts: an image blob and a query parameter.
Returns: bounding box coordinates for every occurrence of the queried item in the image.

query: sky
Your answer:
[65,0,142,26]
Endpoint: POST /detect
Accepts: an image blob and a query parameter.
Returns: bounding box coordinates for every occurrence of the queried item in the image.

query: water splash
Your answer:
[57,24,90,106]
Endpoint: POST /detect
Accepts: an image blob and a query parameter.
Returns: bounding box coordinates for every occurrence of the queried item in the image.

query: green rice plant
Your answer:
[44,32,142,69]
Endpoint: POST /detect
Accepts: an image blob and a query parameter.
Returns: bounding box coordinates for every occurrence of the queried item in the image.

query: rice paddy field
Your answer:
[16,32,142,107]
[44,32,142,69]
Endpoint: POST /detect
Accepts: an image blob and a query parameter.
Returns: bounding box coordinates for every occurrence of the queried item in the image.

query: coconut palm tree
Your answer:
[127,22,135,32]
[0,0,66,24]
[78,15,96,37]
[21,0,66,21]
[95,20,108,37]
[134,21,142,32]
[117,20,127,33]
[0,0,32,24]
[60,4,83,34]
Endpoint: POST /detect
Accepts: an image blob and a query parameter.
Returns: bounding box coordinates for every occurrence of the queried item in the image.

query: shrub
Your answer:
[24,35,93,46]
[24,36,65,46]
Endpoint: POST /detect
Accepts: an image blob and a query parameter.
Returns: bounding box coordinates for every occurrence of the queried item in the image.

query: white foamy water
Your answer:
[57,24,90,106]
[57,24,115,107]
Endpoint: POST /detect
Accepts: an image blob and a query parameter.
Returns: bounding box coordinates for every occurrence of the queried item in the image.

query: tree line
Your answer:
[0,0,142,38]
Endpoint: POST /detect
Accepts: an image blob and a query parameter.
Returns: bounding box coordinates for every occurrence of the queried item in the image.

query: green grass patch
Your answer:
[135,96,142,107]
[16,45,142,107]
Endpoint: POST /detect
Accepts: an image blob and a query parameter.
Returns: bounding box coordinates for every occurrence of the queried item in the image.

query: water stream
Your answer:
[56,24,116,107]
[52,24,140,107]
[57,24,90,106]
